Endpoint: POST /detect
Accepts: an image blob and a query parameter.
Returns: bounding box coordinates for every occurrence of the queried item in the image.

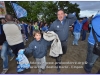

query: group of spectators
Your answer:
[0,9,100,74]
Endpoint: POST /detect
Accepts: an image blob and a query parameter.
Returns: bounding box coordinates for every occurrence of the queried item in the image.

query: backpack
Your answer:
[92,26,100,56]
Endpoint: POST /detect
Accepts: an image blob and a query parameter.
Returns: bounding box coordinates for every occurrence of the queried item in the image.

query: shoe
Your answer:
[17,68,31,74]
[41,69,45,74]
[57,68,61,74]
[1,69,8,74]
[10,56,15,61]
[38,71,42,74]
[84,68,91,74]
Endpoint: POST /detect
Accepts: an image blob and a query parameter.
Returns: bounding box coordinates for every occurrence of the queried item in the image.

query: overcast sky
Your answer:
[70,1,100,17]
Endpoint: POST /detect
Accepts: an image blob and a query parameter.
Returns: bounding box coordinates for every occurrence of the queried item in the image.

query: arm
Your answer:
[25,42,34,54]
[82,18,88,24]
[48,22,54,31]
[66,13,77,25]
[74,20,77,25]
[47,41,52,46]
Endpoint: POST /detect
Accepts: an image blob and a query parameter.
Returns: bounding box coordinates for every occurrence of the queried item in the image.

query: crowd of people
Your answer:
[0,9,100,74]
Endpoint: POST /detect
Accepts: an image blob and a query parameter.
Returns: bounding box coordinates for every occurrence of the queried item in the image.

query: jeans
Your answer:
[30,30,33,36]
[0,41,8,69]
[84,42,99,73]
[73,32,80,45]
[82,30,87,41]
[8,49,14,57]
[25,32,28,40]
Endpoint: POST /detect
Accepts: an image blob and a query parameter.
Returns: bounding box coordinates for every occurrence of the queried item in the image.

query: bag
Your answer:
[92,27,100,56]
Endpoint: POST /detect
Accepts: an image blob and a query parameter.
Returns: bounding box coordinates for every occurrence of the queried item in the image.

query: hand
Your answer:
[56,39,58,42]
[0,45,2,50]
[91,15,94,17]
[65,13,68,16]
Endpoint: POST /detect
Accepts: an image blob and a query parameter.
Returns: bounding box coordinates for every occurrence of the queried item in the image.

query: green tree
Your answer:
[5,1,80,23]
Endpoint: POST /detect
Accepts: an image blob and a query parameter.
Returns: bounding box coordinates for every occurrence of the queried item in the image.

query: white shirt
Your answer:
[3,23,23,46]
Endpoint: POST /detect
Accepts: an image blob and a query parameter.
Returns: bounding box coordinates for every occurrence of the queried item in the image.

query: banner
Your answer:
[12,3,27,18]
[0,1,7,18]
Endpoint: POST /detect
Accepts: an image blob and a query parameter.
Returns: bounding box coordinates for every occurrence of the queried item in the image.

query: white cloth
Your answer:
[43,31,63,57]
[3,21,23,46]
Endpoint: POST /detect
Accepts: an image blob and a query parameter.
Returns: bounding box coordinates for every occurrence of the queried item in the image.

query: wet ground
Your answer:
[0,32,100,74]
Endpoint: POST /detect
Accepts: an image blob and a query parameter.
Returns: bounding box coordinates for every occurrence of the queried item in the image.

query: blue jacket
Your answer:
[73,18,88,33]
[49,14,77,42]
[25,38,50,58]
[88,14,100,45]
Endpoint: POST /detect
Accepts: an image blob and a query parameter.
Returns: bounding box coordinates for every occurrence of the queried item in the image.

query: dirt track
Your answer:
[0,32,100,74]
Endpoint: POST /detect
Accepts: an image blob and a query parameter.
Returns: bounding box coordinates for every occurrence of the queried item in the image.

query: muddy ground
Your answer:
[0,32,100,74]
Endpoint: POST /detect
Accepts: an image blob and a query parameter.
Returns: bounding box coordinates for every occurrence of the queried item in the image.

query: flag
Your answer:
[12,3,27,18]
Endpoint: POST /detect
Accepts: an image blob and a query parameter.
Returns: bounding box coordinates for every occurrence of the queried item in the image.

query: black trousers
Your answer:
[10,42,25,57]
[55,41,67,69]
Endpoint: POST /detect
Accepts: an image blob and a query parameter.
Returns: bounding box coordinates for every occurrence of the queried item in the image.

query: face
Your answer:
[35,22,37,25]
[34,33,41,41]
[22,21,24,24]
[79,19,83,22]
[45,24,47,26]
[57,10,65,21]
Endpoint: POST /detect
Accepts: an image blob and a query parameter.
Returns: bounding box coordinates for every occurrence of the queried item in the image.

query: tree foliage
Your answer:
[5,1,80,23]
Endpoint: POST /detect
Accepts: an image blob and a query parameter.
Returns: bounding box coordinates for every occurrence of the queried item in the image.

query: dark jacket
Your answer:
[25,38,50,58]
[0,24,6,45]
[49,14,77,42]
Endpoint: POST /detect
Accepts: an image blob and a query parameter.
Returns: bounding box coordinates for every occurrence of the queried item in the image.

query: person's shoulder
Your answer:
[30,40,36,45]
[41,38,46,42]
[3,24,7,25]
[41,38,44,41]
[3,24,8,27]
[51,19,58,26]
[53,19,58,23]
